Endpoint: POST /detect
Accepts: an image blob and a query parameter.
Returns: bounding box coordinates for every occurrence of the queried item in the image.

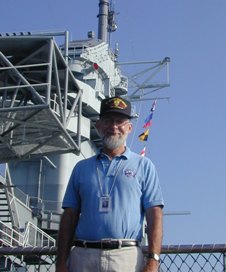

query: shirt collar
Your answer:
[96,146,131,160]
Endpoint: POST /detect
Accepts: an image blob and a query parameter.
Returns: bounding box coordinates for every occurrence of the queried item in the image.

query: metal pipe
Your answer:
[43,156,57,169]
[63,31,69,121]
[98,0,109,42]
[46,39,54,105]
[64,31,69,65]
[37,159,43,200]
[224,252,226,272]
[0,243,226,255]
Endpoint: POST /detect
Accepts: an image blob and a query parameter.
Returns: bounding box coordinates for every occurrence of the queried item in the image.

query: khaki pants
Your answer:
[67,246,144,272]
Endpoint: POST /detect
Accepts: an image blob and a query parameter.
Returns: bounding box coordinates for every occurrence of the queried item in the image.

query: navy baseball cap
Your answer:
[100,96,132,119]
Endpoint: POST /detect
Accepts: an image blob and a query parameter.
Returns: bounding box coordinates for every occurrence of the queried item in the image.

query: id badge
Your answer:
[99,196,112,212]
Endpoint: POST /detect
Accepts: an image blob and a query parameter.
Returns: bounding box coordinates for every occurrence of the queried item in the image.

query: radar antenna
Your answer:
[108,0,118,33]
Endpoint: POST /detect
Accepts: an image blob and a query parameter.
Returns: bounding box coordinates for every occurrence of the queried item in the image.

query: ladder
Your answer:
[0,184,11,225]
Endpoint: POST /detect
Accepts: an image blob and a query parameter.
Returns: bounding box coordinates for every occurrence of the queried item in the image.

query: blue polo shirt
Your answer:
[62,147,164,241]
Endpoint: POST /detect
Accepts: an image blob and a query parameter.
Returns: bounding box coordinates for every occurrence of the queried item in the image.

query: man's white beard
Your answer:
[103,134,128,150]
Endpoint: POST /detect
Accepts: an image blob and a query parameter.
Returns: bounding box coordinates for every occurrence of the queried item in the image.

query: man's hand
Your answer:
[142,258,159,272]
[144,206,163,272]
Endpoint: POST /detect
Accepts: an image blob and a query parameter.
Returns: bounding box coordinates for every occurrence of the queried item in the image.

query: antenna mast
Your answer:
[98,0,117,42]
[98,0,109,42]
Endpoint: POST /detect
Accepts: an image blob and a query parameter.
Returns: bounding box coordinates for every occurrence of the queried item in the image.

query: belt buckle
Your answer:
[101,238,112,249]
[100,239,122,249]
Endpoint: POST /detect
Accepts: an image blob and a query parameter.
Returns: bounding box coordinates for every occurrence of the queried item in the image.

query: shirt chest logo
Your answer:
[124,169,136,177]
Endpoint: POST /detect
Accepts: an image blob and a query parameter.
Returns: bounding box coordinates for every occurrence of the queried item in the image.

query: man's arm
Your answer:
[56,207,80,272]
[143,206,163,272]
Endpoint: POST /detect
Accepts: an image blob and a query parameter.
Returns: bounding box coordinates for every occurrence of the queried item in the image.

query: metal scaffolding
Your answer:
[0,34,83,163]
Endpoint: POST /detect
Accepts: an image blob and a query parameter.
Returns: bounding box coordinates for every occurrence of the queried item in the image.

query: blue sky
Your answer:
[1,0,226,245]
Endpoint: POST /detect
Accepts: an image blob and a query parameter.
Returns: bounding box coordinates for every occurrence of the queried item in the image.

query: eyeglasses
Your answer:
[101,117,131,127]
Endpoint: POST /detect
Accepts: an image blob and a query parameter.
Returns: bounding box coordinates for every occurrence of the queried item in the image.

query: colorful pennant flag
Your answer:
[151,99,157,112]
[143,113,153,128]
[139,100,157,155]
[143,100,157,128]
[140,146,146,156]
[138,129,149,141]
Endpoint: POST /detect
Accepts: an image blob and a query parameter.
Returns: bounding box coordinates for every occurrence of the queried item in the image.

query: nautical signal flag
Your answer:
[138,129,149,141]
[143,100,157,128]
[143,113,153,128]
[138,100,157,155]
[140,146,146,156]
[150,99,157,112]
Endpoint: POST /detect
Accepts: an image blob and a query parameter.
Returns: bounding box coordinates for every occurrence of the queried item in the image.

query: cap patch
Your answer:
[100,96,132,118]
[107,97,128,110]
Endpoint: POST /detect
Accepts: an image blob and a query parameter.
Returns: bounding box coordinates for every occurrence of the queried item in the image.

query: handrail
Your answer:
[0,243,225,255]
[23,221,55,247]
[0,220,55,248]
[0,221,23,247]
[0,244,225,271]
[161,243,226,253]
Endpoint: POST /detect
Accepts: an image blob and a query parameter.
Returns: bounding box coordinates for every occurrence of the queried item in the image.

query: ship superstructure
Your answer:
[0,0,170,262]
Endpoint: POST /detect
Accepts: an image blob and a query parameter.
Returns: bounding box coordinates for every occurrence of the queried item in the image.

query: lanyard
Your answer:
[96,158,123,197]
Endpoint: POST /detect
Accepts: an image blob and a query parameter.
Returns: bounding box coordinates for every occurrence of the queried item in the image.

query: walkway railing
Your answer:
[0,221,55,247]
[0,244,225,271]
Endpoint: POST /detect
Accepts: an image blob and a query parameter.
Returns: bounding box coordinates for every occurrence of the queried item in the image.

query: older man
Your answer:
[56,96,164,272]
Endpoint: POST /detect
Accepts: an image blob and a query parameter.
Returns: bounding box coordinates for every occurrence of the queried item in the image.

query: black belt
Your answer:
[74,239,139,250]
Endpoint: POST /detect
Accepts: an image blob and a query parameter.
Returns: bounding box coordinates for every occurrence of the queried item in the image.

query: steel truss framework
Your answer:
[118,57,170,102]
[0,35,82,163]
